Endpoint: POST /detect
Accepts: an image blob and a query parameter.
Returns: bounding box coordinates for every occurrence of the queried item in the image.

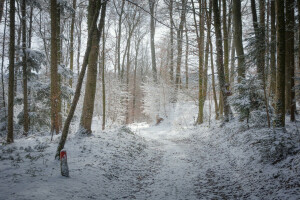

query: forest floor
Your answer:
[0,110,300,199]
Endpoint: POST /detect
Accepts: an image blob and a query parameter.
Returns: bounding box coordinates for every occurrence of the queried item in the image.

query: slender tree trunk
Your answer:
[1,0,7,111]
[210,41,219,119]
[132,38,141,122]
[56,1,106,159]
[274,0,285,127]
[69,0,76,91]
[77,12,82,74]
[7,0,15,143]
[21,0,29,135]
[270,0,276,97]
[27,6,33,48]
[117,0,125,78]
[102,21,106,130]
[232,0,245,83]
[169,0,174,82]
[149,0,157,81]
[80,0,101,134]
[213,0,230,122]
[222,0,229,84]
[50,0,60,135]
[230,38,235,86]
[185,22,189,89]
[175,0,186,89]
[285,0,295,121]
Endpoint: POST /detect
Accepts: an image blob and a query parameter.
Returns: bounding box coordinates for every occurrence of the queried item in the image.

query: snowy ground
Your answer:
[1,104,300,199]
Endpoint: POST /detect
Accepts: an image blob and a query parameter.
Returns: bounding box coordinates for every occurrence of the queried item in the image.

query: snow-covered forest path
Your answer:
[130,123,245,199]
[1,119,299,200]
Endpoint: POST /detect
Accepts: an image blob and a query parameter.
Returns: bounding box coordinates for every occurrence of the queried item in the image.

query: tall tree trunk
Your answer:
[102,21,106,130]
[7,0,15,143]
[77,11,83,74]
[185,22,189,89]
[80,0,101,134]
[50,0,60,135]
[210,41,219,119]
[1,0,7,112]
[117,0,125,78]
[270,0,276,98]
[169,0,174,82]
[27,6,33,48]
[222,0,229,84]
[56,1,106,159]
[21,0,29,135]
[69,0,76,91]
[285,0,295,121]
[230,38,235,86]
[175,0,186,89]
[149,0,157,81]
[274,0,285,127]
[213,0,230,122]
[232,0,245,83]
[191,0,204,124]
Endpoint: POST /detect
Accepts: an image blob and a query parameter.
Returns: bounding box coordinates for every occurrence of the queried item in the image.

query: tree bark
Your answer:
[7,0,15,143]
[285,0,295,121]
[21,0,29,135]
[149,0,157,81]
[222,0,229,84]
[102,20,106,130]
[80,0,102,134]
[212,0,230,122]
[50,0,60,135]
[69,0,76,91]
[232,0,245,83]
[117,0,125,78]
[270,0,276,97]
[169,0,174,82]
[1,0,7,112]
[175,0,186,89]
[274,0,285,127]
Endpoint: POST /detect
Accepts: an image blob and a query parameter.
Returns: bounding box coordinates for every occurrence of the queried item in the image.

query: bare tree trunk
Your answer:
[69,0,76,91]
[213,0,230,122]
[80,0,102,134]
[149,0,157,81]
[210,41,219,119]
[21,0,29,135]
[7,0,15,143]
[169,0,174,82]
[102,21,106,130]
[285,0,295,121]
[117,0,125,78]
[270,0,276,98]
[232,0,245,83]
[222,0,229,84]
[274,0,285,127]
[175,0,186,89]
[50,0,60,136]
[55,1,106,159]
[1,0,7,112]
[185,22,189,89]
[77,10,83,74]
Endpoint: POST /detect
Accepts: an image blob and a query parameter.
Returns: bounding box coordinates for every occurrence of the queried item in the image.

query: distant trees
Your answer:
[2,0,300,145]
